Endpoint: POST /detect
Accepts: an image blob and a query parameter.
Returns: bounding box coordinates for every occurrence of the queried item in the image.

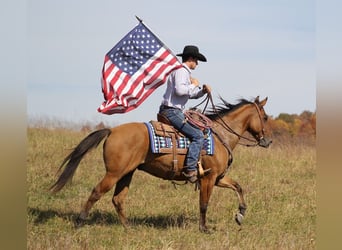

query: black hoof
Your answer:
[74,216,86,228]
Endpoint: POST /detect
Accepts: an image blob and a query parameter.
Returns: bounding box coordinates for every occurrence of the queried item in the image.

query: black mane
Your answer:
[205,97,254,120]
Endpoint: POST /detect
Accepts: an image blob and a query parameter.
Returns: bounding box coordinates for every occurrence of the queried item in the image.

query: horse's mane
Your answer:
[205,97,253,120]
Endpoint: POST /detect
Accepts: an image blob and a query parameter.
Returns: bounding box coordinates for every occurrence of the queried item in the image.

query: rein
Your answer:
[191,93,264,147]
[184,95,213,130]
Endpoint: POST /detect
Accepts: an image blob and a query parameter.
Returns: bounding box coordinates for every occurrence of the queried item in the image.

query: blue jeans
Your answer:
[159,105,204,171]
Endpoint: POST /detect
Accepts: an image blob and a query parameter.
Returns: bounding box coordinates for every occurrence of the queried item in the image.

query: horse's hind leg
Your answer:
[78,172,118,222]
[216,175,247,225]
[112,171,135,228]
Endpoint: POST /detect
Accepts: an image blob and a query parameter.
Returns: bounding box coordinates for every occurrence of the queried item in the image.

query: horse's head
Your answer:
[205,95,272,148]
[247,96,272,148]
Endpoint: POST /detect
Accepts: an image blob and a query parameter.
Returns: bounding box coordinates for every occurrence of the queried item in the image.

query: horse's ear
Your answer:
[255,96,260,103]
[260,97,268,107]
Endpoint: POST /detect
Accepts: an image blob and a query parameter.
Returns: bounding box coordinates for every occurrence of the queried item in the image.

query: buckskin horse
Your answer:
[50,96,272,232]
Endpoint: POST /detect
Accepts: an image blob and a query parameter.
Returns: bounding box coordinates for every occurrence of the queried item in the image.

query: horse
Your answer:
[50,96,272,233]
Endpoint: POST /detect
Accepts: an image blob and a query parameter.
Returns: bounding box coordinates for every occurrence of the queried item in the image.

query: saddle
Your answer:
[150,113,208,177]
[153,113,207,156]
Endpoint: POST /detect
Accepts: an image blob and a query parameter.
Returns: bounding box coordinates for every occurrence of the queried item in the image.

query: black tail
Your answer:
[50,128,112,193]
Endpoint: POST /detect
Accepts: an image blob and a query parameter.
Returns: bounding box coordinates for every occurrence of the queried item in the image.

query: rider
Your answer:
[159,45,211,183]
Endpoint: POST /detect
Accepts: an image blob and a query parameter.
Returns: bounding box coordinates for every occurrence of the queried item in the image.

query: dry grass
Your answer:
[27,127,316,249]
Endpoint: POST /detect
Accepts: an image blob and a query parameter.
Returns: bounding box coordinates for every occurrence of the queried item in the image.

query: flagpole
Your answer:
[134,16,180,61]
[135,15,143,23]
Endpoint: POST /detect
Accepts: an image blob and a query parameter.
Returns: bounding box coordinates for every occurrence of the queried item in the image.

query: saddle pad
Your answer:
[144,122,214,155]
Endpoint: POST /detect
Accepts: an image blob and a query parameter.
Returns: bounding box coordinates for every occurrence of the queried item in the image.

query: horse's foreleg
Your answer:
[199,177,216,233]
[216,175,247,225]
[112,171,135,228]
[78,172,117,222]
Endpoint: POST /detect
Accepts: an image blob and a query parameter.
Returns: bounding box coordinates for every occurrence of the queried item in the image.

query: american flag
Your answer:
[98,22,182,114]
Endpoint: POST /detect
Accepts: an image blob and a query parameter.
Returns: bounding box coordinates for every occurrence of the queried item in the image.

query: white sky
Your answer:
[27,0,316,125]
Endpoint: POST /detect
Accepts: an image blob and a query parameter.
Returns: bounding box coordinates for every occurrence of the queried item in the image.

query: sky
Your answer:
[27,0,316,126]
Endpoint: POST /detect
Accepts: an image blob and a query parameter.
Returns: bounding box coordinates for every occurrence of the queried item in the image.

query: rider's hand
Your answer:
[203,84,211,94]
[190,77,200,87]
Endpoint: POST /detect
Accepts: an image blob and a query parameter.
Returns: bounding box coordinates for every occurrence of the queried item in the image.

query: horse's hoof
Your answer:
[235,213,244,225]
[74,216,86,228]
[200,226,214,234]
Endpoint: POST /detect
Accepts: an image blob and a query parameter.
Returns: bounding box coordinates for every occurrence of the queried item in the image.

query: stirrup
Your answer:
[197,161,211,177]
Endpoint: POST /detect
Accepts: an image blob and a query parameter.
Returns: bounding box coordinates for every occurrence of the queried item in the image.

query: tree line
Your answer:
[266,110,316,141]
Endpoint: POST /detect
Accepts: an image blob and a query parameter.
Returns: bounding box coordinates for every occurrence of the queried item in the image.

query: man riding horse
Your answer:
[159,45,211,183]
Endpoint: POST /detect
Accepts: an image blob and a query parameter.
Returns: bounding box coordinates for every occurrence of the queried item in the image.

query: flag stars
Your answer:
[106,24,166,76]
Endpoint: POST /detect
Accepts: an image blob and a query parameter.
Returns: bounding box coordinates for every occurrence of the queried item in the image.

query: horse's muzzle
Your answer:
[258,137,272,148]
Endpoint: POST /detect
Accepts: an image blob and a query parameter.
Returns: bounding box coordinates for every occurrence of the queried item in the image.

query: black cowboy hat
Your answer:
[176,45,207,62]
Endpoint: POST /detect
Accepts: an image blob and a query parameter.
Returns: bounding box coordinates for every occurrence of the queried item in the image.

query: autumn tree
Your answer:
[267,110,316,140]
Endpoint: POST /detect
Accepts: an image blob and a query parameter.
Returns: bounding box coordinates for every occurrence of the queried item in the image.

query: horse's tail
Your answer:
[50,128,112,193]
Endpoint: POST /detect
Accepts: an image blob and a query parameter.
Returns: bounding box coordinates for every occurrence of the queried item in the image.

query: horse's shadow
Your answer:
[28,207,190,229]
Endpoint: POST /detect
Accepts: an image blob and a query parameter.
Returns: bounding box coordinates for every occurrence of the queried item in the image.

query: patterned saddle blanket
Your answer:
[144,121,214,155]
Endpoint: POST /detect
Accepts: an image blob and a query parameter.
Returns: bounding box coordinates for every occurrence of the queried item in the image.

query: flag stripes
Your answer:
[98,22,181,114]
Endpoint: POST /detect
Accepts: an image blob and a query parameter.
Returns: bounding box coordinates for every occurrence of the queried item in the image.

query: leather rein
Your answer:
[192,93,266,147]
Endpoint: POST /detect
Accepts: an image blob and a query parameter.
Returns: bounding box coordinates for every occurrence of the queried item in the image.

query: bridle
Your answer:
[191,93,267,147]
[251,102,267,143]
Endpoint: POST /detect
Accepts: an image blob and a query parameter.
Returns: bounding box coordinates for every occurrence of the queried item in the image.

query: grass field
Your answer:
[27,127,316,249]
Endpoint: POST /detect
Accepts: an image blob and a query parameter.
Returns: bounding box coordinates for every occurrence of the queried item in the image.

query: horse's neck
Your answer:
[212,107,251,150]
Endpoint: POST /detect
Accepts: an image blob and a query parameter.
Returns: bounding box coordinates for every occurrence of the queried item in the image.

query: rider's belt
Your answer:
[160,104,177,110]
